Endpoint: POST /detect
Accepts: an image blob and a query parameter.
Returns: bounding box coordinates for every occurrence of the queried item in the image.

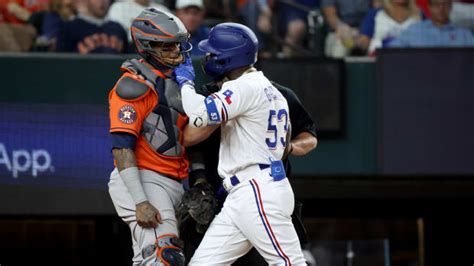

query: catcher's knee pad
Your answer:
[141,234,185,266]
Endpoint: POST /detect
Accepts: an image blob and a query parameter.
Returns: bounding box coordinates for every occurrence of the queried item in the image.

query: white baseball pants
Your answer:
[190,166,306,266]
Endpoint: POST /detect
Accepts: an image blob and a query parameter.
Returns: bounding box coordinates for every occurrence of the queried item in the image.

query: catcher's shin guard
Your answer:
[141,234,185,266]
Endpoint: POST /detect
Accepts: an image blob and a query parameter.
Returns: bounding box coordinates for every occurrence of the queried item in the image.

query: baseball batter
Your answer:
[174,23,307,265]
[107,8,192,266]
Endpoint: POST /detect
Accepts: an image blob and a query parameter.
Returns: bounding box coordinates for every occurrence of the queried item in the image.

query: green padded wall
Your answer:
[0,54,375,175]
[290,60,377,175]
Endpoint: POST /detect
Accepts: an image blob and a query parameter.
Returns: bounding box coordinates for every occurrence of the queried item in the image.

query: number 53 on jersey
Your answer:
[266,109,289,150]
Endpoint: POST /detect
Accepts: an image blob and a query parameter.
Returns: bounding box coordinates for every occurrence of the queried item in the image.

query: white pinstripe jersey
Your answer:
[182,71,290,180]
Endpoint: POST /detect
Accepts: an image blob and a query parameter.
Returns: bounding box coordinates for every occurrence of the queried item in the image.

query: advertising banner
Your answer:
[0,103,113,190]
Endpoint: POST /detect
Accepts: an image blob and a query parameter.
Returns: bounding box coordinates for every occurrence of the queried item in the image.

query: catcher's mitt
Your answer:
[177,181,217,234]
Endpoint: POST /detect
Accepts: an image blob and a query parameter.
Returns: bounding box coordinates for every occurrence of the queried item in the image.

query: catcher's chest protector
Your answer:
[122,59,187,157]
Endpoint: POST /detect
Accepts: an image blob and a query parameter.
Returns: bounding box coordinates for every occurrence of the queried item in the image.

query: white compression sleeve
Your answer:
[120,167,147,204]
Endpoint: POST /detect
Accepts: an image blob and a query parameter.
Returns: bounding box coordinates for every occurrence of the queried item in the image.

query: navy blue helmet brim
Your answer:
[198,39,220,55]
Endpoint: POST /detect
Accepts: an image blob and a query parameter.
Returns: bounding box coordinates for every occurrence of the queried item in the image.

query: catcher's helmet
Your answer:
[198,23,258,79]
[131,8,191,72]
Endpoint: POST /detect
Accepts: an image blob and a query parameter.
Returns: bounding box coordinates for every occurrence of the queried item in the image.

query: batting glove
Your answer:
[173,56,195,88]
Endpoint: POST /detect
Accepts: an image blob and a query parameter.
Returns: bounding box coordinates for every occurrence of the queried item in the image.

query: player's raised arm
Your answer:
[174,23,259,130]
[174,57,222,129]
[177,67,253,130]
[170,56,218,146]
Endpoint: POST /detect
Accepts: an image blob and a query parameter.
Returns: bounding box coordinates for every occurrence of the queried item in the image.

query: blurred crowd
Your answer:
[0,0,473,57]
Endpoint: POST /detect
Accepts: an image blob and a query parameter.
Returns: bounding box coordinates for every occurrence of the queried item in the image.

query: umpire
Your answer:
[180,80,318,265]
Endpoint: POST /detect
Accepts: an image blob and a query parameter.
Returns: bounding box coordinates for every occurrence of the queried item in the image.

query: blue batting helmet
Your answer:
[198,23,258,79]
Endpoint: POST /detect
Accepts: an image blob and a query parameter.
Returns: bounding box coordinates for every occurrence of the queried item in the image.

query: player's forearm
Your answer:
[112,148,147,204]
[183,124,219,147]
[182,83,210,128]
[112,148,137,171]
[290,132,318,156]
[322,6,340,31]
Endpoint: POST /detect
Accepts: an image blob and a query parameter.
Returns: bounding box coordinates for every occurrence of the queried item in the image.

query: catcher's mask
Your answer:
[131,8,192,73]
